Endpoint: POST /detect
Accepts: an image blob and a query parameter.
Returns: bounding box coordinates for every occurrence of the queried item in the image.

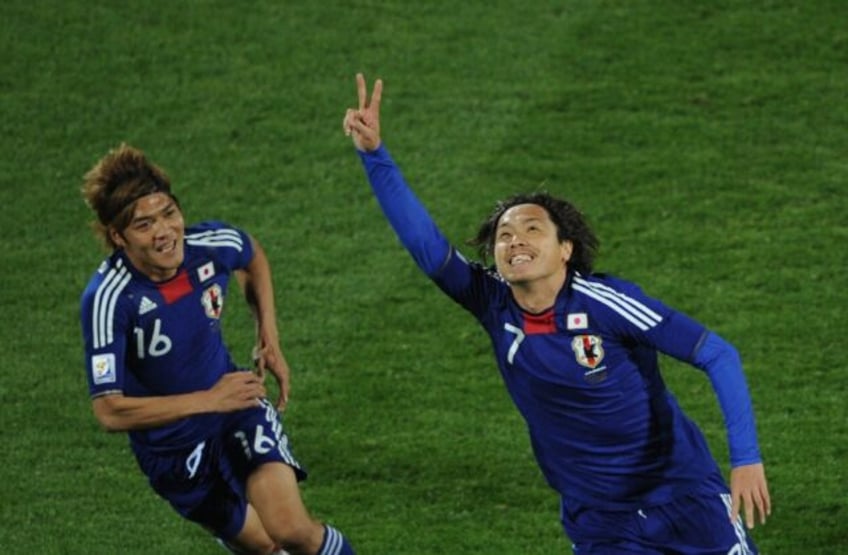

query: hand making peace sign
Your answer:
[344,73,383,152]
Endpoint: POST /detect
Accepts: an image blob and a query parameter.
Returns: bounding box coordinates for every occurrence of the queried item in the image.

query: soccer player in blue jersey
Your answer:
[79,144,355,555]
[343,74,771,554]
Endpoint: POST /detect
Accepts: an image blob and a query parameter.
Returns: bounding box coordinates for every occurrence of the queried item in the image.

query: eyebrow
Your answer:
[130,200,176,224]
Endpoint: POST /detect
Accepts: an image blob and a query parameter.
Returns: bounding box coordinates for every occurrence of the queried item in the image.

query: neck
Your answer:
[510,272,567,313]
[121,251,180,283]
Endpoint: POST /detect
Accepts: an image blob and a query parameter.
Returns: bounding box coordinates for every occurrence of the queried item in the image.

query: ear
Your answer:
[109,227,126,248]
[560,240,574,265]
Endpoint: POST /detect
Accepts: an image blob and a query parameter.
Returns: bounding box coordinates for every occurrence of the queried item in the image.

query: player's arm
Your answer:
[91,371,266,432]
[344,73,452,276]
[692,332,772,529]
[604,283,764,473]
[690,332,762,468]
[593,280,771,528]
[240,235,291,411]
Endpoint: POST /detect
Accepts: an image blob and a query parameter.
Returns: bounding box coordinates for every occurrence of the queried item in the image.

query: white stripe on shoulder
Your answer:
[92,258,131,349]
[186,228,244,252]
[572,276,662,331]
[186,228,242,241]
[187,237,244,251]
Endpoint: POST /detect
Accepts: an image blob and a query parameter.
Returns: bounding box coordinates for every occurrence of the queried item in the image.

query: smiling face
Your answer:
[110,192,185,282]
[493,203,573,288]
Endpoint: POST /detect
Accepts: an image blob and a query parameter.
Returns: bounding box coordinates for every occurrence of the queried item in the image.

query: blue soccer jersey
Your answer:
[434,255,721,508]
[358,145,762,511]
[80,221,254,451]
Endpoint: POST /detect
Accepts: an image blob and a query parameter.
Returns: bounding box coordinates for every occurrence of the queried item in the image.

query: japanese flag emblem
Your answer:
[198,261,215,282]
[567,312,588,330]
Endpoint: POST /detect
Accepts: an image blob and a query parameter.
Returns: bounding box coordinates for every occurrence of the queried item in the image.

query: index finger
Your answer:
[276,373,290,411]
[356,73,367,111]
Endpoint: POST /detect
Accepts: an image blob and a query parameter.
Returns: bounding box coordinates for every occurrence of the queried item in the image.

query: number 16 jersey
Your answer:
[80,221,254,452]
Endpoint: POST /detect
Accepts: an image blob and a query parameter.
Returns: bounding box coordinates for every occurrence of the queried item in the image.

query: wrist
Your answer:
[190,388,215,415]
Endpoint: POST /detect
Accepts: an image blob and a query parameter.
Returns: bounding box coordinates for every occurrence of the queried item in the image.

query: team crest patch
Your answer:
[571,335,607,383]
[201,284,224,319]
[91,353,116,385]
[571,334,604,369]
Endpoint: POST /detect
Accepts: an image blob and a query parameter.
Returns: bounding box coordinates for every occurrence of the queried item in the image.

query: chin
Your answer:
[157,254,184,272]
[504,273,530,285]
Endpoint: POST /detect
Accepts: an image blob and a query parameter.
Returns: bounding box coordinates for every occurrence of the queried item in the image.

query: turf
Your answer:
[1,1,846,553]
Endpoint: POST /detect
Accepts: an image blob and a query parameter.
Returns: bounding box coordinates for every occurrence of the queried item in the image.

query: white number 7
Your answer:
[504,323,525,364]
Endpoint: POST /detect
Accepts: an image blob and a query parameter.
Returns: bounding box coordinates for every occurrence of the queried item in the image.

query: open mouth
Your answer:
[155,240,177,254]
[510,254,533,266]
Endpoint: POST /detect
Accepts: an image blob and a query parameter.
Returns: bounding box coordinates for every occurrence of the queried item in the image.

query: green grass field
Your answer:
[2,1,846,553]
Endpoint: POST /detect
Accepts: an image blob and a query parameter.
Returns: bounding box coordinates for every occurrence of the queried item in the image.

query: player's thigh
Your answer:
[246,462,324,550]
[225,399,307,479]
[225,401,321,547]
[134,439,249,541]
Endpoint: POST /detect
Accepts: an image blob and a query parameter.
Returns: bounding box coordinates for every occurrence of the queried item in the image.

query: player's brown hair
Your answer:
[81,144,177,249]
[468,192,599,276]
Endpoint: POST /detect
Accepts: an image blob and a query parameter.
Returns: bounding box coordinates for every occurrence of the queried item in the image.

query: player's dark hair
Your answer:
[468,192,599,275]
[81,143,179,249]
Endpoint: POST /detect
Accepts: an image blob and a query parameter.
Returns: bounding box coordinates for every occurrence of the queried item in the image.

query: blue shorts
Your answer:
[561,486,758,554]
[132,399,306,541]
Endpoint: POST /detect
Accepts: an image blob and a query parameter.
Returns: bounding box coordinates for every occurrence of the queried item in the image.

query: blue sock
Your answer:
[316,525,355,555]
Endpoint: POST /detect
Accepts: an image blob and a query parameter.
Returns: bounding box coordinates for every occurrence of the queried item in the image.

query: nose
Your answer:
[151,218,172,238]
[509,232,527,247]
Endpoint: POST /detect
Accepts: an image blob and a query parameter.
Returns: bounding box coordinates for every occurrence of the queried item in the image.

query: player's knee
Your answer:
[220,536,278,555]
[265,516,323,553]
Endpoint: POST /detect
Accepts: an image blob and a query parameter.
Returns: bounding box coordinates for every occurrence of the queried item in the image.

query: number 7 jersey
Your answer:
[356,145,760,512]
[79,221,254,450]
[433,253,724,510]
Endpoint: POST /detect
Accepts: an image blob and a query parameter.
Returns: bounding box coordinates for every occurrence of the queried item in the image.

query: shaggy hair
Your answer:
[467,192,599,275]
[81,144,177,249]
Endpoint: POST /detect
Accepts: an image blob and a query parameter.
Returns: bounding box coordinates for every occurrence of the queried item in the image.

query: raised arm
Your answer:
[342,73,452,277]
